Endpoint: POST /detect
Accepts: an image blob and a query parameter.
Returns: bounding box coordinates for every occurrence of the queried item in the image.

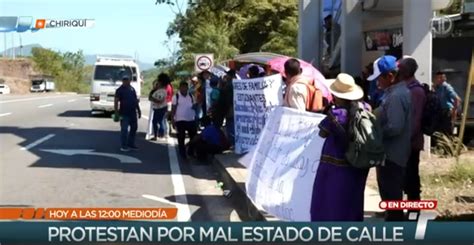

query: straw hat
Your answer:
[328,73,364,101]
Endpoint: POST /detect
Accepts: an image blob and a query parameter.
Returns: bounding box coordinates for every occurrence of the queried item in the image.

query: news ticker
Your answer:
[0,221,472,243]
[0,16,94,32]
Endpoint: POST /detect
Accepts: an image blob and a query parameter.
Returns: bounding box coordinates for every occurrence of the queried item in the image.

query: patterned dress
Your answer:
[310,106,369,221]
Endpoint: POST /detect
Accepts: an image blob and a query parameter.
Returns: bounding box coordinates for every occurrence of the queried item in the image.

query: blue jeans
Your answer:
[152,107,167,137]
[120,115,138,148]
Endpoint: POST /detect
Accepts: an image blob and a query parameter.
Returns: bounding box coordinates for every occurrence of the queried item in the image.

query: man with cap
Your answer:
[114,75,141,152]
[398,57,426,210]
[368,55,412,221]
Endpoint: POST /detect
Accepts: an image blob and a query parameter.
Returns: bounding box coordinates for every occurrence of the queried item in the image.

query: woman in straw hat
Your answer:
[310,73,370,221]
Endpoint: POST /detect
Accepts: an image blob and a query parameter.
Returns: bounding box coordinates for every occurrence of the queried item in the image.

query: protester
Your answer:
[434,71,461,135]
[310,73,368,221]
[283,58,309,111]
[222,70,236,146]
[190,76,204,129]
[187,116,230,161]
[148,78,168,140]
[248,65,261,79]
[366,62,384,108]
[114,76,141,152]
[163,73,174,138]
[208,77,225,128]
[398,57,426,213]
[369,55,412,221]
[200,70,212,118]
[172,81,197,159]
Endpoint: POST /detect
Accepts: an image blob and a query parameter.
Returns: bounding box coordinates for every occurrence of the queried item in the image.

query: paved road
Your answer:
[0,93,237,221]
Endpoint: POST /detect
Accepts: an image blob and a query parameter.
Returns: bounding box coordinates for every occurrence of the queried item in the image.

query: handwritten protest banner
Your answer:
[233,74,283,154]
[245,106,326,221]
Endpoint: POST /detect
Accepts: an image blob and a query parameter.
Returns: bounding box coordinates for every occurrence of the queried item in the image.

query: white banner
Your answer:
[245,106,326,221]
[146,104,154,139]
[233,74,283,154]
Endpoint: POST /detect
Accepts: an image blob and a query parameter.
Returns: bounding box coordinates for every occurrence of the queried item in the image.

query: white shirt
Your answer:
[172,93,195,122]
[284,82,307,111]
[151,89,167,109]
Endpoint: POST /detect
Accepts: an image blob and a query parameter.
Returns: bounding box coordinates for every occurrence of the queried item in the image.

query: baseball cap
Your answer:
[367,55,398,81]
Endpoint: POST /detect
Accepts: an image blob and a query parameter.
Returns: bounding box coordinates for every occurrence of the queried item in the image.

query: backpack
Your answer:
[296,79,325,112]
[344,102,385,168]
[408,83,442,136]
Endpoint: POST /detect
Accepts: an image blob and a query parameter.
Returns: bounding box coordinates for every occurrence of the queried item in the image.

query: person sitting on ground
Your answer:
[186,116,230,162]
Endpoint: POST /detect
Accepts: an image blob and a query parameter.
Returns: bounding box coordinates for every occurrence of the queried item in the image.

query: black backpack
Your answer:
[408,83,442,136]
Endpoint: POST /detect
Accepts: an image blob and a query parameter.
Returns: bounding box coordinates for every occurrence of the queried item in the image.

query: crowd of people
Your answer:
[113,54,461,221]
[283,56,460,221]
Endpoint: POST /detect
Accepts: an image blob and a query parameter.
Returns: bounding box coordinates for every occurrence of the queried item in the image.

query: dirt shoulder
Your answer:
[367,151,474,219]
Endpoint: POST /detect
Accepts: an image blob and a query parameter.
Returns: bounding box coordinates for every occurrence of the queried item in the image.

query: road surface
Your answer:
[0,93,237,221]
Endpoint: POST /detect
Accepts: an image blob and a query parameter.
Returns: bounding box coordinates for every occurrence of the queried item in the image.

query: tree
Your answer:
[31,47,89,93]
[155,0,299,76]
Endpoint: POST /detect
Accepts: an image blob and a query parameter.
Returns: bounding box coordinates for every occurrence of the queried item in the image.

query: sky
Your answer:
[0,0,184,64]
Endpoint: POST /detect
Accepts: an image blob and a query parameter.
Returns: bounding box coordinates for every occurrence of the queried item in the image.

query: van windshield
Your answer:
[93,65,137,82]
[32,80,44,85]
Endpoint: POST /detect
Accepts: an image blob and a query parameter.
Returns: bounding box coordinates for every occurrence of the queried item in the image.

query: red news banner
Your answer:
[0,208,177,220]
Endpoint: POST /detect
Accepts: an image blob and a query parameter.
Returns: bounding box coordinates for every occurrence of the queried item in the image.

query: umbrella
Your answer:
[268,57,332,101]
[238,63,265,79]
[209,64,229,78]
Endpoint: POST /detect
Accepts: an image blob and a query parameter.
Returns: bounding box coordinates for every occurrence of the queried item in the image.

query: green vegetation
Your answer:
[156,0,298,76]
[31,47,90,93]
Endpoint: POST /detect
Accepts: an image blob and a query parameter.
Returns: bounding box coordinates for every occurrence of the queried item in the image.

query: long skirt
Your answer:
[310,161,369,221]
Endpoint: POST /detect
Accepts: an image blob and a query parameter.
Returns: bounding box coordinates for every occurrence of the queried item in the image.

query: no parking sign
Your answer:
[194,54,214,72]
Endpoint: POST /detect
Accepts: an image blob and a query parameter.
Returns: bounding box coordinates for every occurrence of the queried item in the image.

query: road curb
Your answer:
[212,153,279,221]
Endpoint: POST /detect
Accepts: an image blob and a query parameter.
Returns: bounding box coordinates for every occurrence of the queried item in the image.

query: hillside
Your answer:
[0,58,39,94]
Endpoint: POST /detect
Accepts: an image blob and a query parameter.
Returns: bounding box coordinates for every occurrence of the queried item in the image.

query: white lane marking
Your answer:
[142,115,149,120]
[38,104,53,108]
[142,194,187,208]
[167,137,191,221]
[0,95,68,104]
[67,99,77,103]
[40,149,142,164]
[20,134,55,151]
[0,113,12,117]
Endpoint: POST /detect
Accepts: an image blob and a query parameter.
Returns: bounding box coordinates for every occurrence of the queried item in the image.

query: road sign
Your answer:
[194,54,214,72]
[41,149,142,164]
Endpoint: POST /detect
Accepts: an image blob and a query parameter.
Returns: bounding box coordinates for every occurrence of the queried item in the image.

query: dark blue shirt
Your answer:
[202,125,221,145]
[115,85,138,117]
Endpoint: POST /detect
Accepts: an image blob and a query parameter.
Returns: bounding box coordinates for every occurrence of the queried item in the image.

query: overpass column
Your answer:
[341,0,363,76]
[403,0,433,154]
[298,0,322,68]
[403,0,433,85]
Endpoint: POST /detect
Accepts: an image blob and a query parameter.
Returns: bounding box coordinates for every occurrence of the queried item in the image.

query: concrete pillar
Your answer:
[403,0,433,86]
[298,0,322,68]
[341,0,363,76]
[403,0,433,154]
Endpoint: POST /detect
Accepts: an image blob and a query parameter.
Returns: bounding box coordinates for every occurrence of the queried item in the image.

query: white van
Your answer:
[90,56,142,113]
